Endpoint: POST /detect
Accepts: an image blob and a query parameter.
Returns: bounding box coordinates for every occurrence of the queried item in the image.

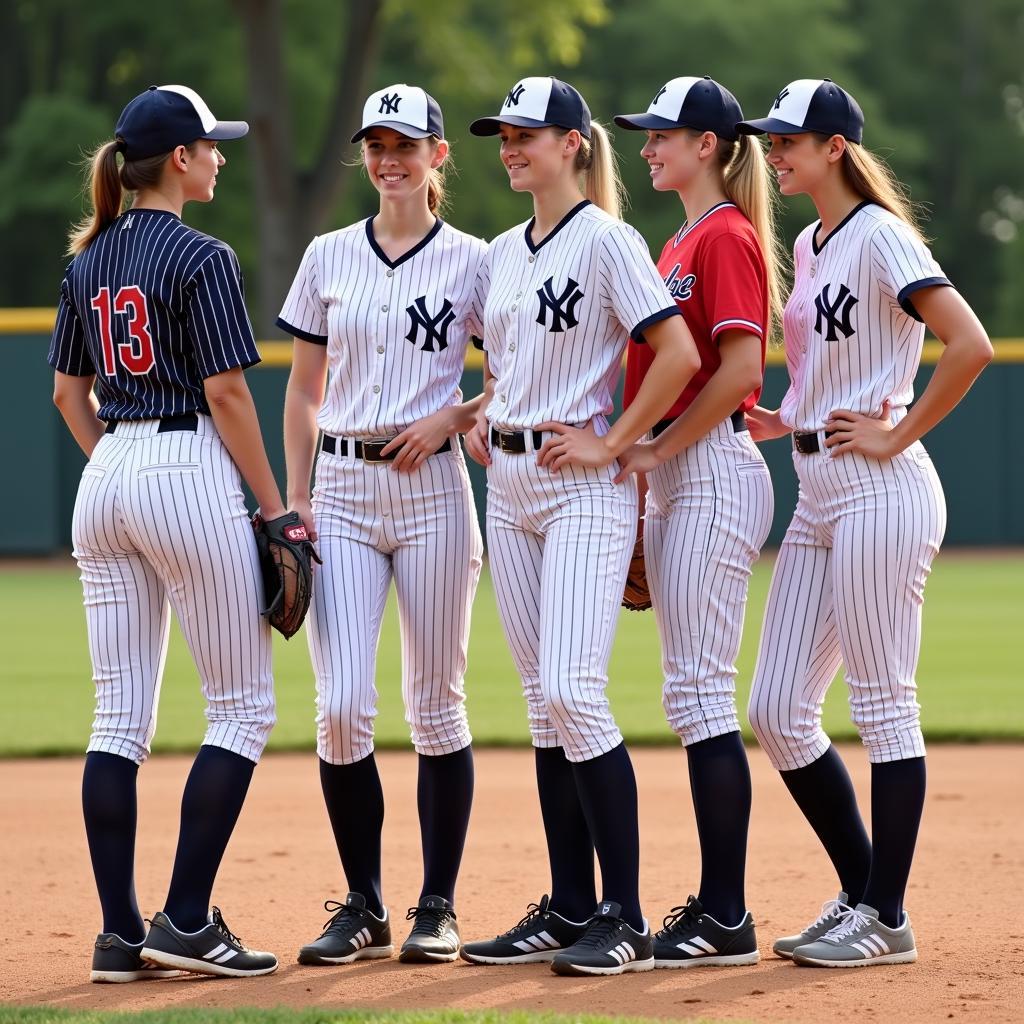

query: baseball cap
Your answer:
[614,76,743,141]
[469,77,591,139]
[351,84,444,143]
[115,85,248,161]
[736,79,864,143]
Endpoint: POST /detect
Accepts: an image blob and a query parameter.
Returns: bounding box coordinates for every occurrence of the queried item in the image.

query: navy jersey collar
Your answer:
[525,199,591,254]
[365,216,443,269]
[811,200,872,255]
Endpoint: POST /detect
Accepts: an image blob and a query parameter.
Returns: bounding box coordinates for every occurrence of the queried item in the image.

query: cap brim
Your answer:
[613,113,685,132]
[204,120,249,141]
[736,117,807,136]
[469,114,553,137]
[350,121,436,144]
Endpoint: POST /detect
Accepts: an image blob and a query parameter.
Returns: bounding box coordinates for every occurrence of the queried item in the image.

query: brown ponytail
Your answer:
[426,138,452,217]
[840,141,925,241]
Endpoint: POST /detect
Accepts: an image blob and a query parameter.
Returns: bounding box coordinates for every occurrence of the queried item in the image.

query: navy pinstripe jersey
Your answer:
[48,208,260,420]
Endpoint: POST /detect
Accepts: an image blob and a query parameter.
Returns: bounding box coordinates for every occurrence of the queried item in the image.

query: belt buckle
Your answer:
[494,430,519,454]
[361,437,394,464]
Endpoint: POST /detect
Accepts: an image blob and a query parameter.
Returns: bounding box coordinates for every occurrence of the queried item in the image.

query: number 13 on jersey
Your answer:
[90,285,155,376]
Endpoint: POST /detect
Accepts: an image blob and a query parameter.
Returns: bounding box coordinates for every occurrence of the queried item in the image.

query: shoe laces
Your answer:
[406,905,453,938]
[656,898,700,940]
[810,897,853,931]
[822,906,872,942]
[210,907,247,950]
[503,901,545,937]
[322,900,365,935]
[574,915,621,950]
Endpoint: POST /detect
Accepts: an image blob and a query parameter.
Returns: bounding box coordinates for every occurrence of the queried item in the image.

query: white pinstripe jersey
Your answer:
[479,200,680,429]
[277,218,486,436]
[780,202,949,432]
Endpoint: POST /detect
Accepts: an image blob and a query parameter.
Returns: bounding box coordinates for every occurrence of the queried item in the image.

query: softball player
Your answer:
[611,76,783,968]
[737,79,992,966]
[457,77,700,977]
[279,85,483,966]
[50,85,282,981]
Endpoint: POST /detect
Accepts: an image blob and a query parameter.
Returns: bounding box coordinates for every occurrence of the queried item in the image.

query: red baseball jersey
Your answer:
[624,201,767,417]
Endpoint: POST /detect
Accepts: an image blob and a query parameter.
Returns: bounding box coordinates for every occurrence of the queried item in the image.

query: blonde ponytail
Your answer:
[840,141,925,241]
[426,139,452,217]
[67,141,124,255]
[719,133,789,343]
[575,121,625,220]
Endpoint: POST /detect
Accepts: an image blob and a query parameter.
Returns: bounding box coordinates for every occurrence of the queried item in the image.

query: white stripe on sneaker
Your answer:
[691,936,718,954]
[213,949,237,963]
[677,941,706,956]
[204,943,228,960]
[524,936,550,951]
[618,942,635,962]
[535,931,558,947]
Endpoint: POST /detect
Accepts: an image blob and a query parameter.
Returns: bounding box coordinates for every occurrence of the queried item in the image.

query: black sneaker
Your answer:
[141,908,278,977]
[550,901,654,976]
[653,895,760,968]
[297,893,393,965]
[91,933,181,983]
[460,895,589,965]
[399,895,460,963]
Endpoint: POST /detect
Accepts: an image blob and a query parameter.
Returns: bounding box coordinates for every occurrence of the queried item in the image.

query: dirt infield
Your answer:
[2,745,1021,1022]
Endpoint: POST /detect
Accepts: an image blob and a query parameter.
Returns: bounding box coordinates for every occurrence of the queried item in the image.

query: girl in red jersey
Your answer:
[613,76,785,968]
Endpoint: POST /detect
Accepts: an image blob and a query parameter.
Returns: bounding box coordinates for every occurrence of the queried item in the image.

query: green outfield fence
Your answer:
[5,308,1022,553]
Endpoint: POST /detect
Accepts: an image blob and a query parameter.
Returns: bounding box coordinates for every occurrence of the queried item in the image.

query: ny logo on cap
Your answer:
[406,296,457,352]
[505,84,526,108]
[773,87,791,110]
[379,93,402,115]
[653,85,668,104]
[814,283,858,341]
[536,277,584,333]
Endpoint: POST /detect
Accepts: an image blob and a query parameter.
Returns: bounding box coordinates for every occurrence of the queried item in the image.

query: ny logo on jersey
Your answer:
[405,296,457,352]
[379,93,401,115]
[664,264,696,301]
[536,277,584,332]
[773,87,791,110]
[814,283,858,341]
[505,84,526,108]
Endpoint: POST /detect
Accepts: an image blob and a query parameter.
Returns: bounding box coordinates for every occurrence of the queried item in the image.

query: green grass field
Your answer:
[3,552,1021,757]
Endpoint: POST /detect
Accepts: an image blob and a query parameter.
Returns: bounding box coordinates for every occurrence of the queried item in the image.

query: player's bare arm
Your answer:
[464,356,494,467]
[283,337,329,537]
[52,371,105,457]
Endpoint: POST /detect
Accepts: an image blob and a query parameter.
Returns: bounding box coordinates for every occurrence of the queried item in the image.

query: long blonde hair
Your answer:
[839,140,924,241]
[556,121,625,220]
[716,133,788,342]
[68,141,194,255]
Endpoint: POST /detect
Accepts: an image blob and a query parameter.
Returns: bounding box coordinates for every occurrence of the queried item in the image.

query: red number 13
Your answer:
[90,285,156,376]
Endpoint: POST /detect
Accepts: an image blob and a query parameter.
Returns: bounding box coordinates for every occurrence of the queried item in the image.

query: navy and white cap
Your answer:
[469,77,591,139]
[115,85,248,161]
[614,76,742,141]
[737,79,864,143]
[351,84,444,143]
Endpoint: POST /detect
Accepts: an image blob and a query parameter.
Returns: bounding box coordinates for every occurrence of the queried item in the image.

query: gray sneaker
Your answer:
[793,903,917,967]
[772,892,850,959]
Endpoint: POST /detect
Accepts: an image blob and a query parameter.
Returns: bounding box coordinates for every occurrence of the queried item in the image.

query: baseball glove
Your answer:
[251,510,321,639]
[622,534,651,611]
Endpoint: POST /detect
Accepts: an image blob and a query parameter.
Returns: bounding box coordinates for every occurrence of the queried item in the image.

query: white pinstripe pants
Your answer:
[645,420,773,745]
[309,446,482,764]
[748,443,946,769]
[71,417,275,765]
[486,447,637,763]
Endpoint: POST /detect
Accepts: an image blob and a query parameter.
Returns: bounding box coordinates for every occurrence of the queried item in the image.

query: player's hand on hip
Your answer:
[381,408,455,473]
[612,442,662,484]
[290,496,318,542]
[746,404,788,443]
[825,399,897,459]
[535,421,614,472]
[464,409,491,467]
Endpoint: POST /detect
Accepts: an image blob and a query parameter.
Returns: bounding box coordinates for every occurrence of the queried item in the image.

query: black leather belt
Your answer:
[652,409,747,439]
[321,434,452,462]
[104,413,199,435]
[792,430,835,454]
[490,427,540,454]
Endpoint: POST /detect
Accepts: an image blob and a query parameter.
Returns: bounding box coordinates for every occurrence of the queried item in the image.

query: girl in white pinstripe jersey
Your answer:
[280,85,484,967]
[737,79,992,967]
[459,77,700,977]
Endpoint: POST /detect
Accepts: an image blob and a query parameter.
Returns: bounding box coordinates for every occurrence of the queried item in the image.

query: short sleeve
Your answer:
[465,242,490,346]
[700,233,767,341]
[185,245,260,378]
[870,221,950,322]
[277,239,328,343]
[48,271,95,376]
[598,224,681,343]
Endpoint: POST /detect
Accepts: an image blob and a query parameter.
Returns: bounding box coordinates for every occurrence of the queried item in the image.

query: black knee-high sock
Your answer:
[779,744,871,906]
[82,751,146,943]
[319,753,385,916]
[535,746,595,921]
[162,745,256,931]
[572,743,643,931]
[417,746,474,904]
[686,732,751,926]
[862,756,926,927]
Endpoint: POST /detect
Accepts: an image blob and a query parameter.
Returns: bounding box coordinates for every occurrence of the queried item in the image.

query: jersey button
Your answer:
[511,303,517,311]
[386,270,394,277]
[381,305,389,312]
[528,255,535,263]
[509,343,516,351]
[376,345,385,354]
[810,267,816,278]
[500,394,507,403]
[373,385,381,394]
